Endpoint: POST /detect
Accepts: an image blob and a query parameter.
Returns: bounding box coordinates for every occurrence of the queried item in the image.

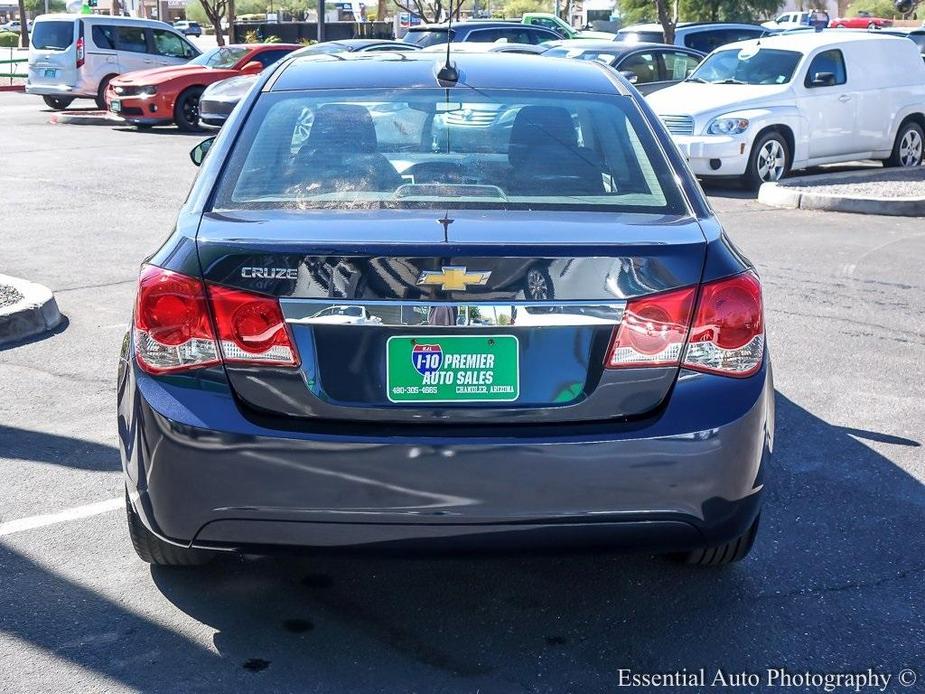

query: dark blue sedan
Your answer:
[119,51,773,567]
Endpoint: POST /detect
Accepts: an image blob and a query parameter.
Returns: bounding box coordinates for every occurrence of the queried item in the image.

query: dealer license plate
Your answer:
[386,335,519,403]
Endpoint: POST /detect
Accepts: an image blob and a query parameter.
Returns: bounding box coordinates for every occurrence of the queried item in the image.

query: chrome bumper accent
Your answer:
[280,299,626,328]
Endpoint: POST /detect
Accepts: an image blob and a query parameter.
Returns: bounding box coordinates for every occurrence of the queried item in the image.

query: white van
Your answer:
[648,33,925,188]
[27,14,199,110]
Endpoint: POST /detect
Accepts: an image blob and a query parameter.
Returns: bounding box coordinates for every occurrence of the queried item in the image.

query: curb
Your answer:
[50,110,123,126]
[0,85,25,92]
[0,274,63,347]
[759,171,925,217]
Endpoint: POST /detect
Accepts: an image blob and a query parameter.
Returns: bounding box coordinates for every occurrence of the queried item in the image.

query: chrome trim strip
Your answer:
[280,299,626,328]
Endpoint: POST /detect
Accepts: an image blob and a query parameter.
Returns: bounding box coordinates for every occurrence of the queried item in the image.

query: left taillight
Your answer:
[75,36,84,69]
[208,284,299,367]
[133,265,299,374]
[134,265,220,374]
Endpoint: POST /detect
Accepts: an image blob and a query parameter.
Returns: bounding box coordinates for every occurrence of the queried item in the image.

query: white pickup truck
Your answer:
[647,32,925,188]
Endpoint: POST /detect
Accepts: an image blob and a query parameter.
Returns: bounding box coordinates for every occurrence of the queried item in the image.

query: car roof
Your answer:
[327,38,410,47]
[545,39,681,51]
[271,51,628,95]
[718,30,912,53]
[619,22,763,32]
[408,21,521,30]
[34,13,168,25]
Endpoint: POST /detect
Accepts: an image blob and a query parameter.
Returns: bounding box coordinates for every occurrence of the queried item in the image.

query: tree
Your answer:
[198,0,229,45]
[17,0,28,48]
[502,0,550,16]
[654,0,679,43]
[392,0,463,22]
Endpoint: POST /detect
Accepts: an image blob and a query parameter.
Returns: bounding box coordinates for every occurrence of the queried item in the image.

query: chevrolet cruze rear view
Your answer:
[118,52,773,567]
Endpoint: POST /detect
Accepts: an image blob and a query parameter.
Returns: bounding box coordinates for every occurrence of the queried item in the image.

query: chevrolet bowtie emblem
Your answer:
[417,266,491,291]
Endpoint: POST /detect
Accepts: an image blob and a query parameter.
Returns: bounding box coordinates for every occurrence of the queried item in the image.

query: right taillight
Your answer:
[75,36,85,69]
[682,271,764,377]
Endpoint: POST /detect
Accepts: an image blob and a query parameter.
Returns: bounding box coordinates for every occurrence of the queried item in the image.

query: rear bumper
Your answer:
[26,82,94,98]
[118,347,773,554]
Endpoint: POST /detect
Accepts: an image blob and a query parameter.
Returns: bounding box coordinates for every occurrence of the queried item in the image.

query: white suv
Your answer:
[26,14,198,111]
[648,32,925,188]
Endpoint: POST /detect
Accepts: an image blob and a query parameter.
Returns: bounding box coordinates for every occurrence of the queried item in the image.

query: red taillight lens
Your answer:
[134,265,219,374]
[606,286,696,368]
[208,285,299,366]
[76,36,84,69]
[683,271,764,377]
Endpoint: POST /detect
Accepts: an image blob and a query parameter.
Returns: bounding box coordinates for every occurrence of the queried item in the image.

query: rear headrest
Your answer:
[304,104,378,153]
[508,105,579,167]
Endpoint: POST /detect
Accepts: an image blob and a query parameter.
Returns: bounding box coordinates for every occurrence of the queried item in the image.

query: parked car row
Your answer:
[23,14,925,188]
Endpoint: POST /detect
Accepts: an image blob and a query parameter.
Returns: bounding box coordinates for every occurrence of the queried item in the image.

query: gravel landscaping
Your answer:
[0,283,24,309]
[781,166,925,198]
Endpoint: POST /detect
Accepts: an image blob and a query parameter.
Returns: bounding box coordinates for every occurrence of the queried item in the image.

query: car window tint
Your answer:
[660,51,700,81]
[252,49,293,67]
[152,29,186,57]
[91,25,115,50]
[115,26,148,53]
[618,52,658,83]
[31,21,73,50]
[804,49,847,86]
[214,89,688,216]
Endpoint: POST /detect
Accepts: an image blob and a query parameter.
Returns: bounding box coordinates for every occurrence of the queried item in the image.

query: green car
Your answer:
[521,12,617,40]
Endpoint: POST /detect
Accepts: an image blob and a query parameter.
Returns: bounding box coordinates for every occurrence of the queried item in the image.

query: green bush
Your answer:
[0,31,19,48]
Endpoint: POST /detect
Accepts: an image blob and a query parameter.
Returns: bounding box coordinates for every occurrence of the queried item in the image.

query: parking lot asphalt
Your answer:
[0,90,923,694]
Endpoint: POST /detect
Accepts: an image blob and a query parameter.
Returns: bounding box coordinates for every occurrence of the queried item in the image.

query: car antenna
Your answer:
[437,0,459,83]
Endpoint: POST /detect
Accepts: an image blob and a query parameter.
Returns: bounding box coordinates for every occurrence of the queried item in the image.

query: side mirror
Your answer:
[241,60,263,73]
[619,70,639,84]
[810,71,836,87]
[190,136,216,167]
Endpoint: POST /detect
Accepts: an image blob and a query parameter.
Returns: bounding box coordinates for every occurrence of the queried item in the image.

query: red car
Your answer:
[106,43,299,131]
[830,11,893,29]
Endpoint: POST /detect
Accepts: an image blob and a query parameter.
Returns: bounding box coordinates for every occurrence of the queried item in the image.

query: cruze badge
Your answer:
[417,266,491,291]
[241,267,298,279]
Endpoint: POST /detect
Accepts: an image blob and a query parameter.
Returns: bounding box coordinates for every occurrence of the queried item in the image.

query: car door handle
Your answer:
[838,94,852,103]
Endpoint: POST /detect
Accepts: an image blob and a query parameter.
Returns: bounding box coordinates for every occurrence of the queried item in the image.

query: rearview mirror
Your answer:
[810,71,836,87]
[241,60,263,73]
[190,136,215,167]
[619,70,639,84]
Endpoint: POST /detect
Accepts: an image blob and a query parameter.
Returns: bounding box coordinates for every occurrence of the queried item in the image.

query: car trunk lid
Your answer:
[196,209,707,424]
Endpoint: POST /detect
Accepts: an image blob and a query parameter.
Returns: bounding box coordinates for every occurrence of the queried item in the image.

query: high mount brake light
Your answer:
[133,265,299,374]
[606,271,765,377]
[208,285,299,366]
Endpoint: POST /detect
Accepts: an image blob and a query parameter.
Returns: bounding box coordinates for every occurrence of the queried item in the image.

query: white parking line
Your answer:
[0,497,124,537]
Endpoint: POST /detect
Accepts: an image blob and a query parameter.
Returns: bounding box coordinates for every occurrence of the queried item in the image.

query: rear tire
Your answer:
[174,86,204,132]
[676,514,760,566]
[884,121,924,168]
[95,74,116,111]
[743,131,790,190]
[125,490,213,566]
[43,95,73,110]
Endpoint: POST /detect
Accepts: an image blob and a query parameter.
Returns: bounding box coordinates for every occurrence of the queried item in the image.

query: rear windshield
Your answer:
[618,31,664,43]
[544,48,619,64]
[403,30,453,47]
[212,88,687,215]
[190,46,250,68]
[31,21,74,51]
[690,47,802,84]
